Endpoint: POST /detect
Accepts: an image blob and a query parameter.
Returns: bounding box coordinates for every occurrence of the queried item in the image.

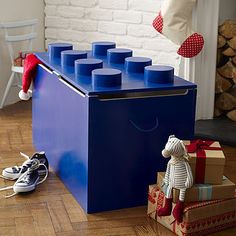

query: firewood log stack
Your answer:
[215,20,236,121]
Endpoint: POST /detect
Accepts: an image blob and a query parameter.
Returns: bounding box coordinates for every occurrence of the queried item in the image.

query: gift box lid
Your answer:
[157,172,236,189]
[157,172,236,201]
[184,140,225,166]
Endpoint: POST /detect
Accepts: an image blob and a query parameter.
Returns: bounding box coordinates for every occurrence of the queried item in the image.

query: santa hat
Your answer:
[19,54,41,100]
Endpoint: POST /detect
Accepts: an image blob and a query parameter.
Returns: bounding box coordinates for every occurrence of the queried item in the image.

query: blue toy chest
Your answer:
[32,42,197,213]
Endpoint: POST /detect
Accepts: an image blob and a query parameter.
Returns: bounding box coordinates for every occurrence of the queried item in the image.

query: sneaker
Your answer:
[13,159,40,193]
[0,158,48,198]
[30,152,49,178]
[1,151,48,180]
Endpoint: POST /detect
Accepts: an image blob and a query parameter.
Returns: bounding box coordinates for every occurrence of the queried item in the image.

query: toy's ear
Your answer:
[168,134,175,140]
[180,140,190,158]
[180,140,185,149]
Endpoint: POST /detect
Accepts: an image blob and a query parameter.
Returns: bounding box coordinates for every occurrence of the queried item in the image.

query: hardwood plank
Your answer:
[0,218,15,227]
[0,157,32,168]
[34,182,68,196]
[0,204,32,219]
[134,224,156,236]
[72,217,148,231]
[9,143,35,152]
[8,127,23,146]
[0,131,11,151]
[47,200,73,233]
[0,151,33,159]
[134,217,175,236]
[61,194,88,223]
[19,125,33,144]
[0,174,6,187]
[87,206,146,221]
[0,226,16,236]
[146,218,176,236]
[15,217,36,236]
[71,227,136,236]
[2,194,62,207]
[55,232,78,236]
[30,202,56,236]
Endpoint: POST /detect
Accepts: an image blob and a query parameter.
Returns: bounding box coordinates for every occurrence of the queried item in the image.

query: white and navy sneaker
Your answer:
[0,158,48,198]
[13,159,40,193]
[1,152,48,180]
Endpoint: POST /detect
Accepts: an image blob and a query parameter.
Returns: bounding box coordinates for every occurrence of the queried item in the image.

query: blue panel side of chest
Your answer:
[32,66,89,212]
[87,90,196,212]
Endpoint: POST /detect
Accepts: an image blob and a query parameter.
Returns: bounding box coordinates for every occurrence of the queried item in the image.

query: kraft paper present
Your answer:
[157,172,236,203]
[147,185,236,236]
[184,140,225,184]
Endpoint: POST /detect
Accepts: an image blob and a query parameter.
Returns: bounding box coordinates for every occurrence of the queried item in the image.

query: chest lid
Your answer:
[35,42,196,95]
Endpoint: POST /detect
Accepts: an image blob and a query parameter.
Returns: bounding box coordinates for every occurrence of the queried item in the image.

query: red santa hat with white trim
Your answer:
[19,54,41,100]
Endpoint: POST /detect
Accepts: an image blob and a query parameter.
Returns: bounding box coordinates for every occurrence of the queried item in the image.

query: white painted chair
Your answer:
[0,19,38,108]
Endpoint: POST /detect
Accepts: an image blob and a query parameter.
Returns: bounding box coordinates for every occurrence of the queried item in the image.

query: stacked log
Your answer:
[215,20,236,121]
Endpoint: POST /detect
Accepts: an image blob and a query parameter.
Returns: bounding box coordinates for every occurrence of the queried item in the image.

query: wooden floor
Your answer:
[0,101,235,236]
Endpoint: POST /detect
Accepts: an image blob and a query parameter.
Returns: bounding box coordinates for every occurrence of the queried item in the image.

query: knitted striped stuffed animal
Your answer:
[157,135,193,223]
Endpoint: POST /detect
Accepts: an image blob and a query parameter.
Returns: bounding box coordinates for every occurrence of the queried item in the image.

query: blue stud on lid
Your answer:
[92,68,122,88]
[48,43,73,60]
[125,57,152,73]
[61,50,87,68]
[75,58,103,77]
[107,48,133,64]
[92,41,116,56]
[144,65,174,84]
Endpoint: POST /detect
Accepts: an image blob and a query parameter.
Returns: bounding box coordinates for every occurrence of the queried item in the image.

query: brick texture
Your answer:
[44,0,180,69]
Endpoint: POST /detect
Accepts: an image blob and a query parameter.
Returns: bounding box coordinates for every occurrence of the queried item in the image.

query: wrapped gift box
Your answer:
[184,140,225,184]
[147,185,236,236]
[14,51,34,67]
[157,172,236,203]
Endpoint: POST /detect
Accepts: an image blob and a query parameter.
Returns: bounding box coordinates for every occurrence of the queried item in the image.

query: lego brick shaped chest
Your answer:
[32,42,197,213]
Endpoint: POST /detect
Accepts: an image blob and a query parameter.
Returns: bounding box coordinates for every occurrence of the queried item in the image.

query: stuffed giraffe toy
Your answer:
[158,135,193,223]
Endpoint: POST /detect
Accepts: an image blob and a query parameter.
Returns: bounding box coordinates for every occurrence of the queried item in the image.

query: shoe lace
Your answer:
[18,168,34,185]
[17,158,43,184]
[20,174,31,184]
[16,159,40,183]
[0,158,48,198]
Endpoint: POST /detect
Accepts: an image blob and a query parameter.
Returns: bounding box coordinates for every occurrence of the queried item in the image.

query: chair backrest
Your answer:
[0,19,38,64]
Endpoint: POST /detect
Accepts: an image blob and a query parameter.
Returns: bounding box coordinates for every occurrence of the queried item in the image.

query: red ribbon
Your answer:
[186,140,222,184]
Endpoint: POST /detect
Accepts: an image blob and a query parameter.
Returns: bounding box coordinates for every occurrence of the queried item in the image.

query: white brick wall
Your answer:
[44,0,180,71]
[99,0,128,10]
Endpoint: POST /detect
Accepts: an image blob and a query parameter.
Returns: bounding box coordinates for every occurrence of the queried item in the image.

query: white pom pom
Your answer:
[19,90,30,100]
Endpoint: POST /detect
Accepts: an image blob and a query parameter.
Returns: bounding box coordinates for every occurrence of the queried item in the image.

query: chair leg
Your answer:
[0,72,16,109]
[15,72,22,87]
